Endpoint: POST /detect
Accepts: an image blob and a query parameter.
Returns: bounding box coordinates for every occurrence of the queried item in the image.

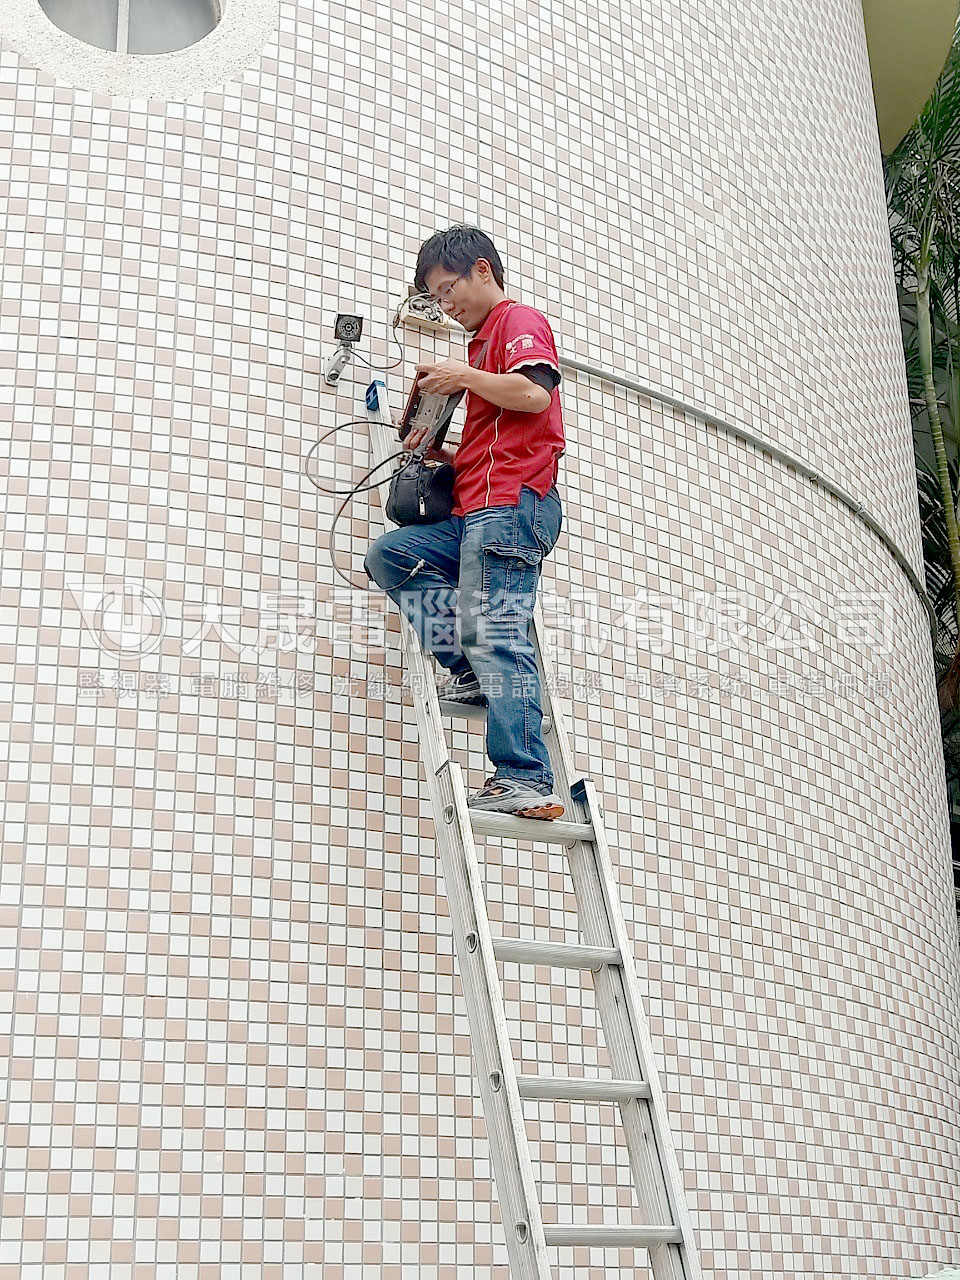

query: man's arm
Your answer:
[466,367,552,413]
[416,360,552,413]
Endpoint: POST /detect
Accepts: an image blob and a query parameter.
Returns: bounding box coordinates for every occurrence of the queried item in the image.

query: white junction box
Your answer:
[396,287,464,334]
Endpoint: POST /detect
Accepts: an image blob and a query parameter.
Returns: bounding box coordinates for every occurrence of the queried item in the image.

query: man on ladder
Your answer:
[364,224,568,820]
[362,230,702,1280]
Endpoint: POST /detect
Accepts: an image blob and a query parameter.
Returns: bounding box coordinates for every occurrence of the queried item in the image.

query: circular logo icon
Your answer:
[91,583,167,659]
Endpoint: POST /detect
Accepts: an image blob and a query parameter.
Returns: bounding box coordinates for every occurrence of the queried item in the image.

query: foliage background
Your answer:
[886,29,960,900]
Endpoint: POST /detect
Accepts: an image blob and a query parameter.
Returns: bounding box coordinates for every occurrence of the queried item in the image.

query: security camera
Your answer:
[323,313,364,386]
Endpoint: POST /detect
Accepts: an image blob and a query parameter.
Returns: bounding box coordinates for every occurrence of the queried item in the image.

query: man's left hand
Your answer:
[415,361,474,395]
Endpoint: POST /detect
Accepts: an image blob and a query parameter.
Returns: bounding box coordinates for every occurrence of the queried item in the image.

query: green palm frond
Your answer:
[887,25,960,832]
[886,37,960,292]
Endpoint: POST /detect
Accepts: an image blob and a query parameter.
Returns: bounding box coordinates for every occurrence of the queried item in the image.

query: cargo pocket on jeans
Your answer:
[480,543,543,621]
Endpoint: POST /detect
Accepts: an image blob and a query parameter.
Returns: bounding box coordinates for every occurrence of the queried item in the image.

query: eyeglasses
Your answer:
[424,274,467,305]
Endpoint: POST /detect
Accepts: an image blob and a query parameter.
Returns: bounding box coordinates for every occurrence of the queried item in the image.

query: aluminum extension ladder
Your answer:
[362,379,702,1280]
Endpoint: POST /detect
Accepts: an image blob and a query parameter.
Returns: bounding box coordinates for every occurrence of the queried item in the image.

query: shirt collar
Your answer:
[470,298,515,342]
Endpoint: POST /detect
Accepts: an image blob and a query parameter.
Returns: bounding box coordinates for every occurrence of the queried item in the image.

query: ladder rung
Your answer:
[469,810,593,845]
[542,1225,684,1248]
[438,699,554,733]
[491,937,621,969]
[437,699,488,720]
[517,1076,651,1103]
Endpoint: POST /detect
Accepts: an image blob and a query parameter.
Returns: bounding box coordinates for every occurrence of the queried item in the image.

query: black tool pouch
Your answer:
[385,453,456,525]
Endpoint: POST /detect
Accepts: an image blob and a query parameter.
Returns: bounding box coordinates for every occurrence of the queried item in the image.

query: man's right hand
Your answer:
[402,423,457,465]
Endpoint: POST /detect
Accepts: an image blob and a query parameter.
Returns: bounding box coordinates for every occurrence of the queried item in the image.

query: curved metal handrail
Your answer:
[558,353,938,641]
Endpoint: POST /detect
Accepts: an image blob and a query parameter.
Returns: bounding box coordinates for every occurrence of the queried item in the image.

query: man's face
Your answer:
[422,260,499,332]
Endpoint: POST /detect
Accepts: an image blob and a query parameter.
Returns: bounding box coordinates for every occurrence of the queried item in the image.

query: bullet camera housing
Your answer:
[324,347,352,386]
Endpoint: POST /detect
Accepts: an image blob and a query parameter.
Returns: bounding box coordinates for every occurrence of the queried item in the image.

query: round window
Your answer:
[38,0,221,54]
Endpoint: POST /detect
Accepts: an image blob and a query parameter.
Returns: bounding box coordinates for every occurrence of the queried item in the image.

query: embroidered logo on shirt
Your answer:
[505,334,536,353]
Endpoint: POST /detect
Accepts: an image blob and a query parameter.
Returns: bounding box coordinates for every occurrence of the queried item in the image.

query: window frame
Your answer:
[37,0,223,56]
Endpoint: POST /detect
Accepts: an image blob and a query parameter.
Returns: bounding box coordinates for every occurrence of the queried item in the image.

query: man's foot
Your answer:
[467,775,565,821]
[437,672,488,706]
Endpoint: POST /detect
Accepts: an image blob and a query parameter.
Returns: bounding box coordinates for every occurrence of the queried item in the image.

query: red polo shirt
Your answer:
[452,299,565,516]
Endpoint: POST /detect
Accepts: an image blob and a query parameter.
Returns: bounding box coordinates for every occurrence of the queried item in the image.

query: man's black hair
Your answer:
[414,225,505,293]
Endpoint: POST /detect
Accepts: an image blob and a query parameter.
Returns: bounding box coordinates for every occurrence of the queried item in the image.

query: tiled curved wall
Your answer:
[1,1,959,1277]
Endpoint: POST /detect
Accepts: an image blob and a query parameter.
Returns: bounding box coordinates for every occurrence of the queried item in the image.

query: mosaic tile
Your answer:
[1,1,959,1277]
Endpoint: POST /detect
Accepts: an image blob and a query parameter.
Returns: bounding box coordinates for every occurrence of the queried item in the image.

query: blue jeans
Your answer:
[364,484,563,789]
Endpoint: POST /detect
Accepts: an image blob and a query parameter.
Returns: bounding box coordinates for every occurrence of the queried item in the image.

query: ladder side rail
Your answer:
[527,614,685,1273]
[364,384,554,1280]
[572,777,704,1280]
[434,760,554,1280]
[527,606,662,1084]
[528,604,702,1280]
[362,382,460,776]
[544,840,686,1277]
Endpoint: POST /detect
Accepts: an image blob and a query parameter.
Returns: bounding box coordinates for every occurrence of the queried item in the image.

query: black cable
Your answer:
[325,450,411,591]
[349,293,442,373]
[305,405,453,593]
[304,418,395,494]
[303,415,404,590]
[307,291,454,591]
[350,307,406,371]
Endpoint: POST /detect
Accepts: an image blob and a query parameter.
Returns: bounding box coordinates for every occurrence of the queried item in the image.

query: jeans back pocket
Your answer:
[527,486,563,558]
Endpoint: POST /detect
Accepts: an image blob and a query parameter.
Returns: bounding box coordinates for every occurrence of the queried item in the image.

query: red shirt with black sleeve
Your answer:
[451,298,565,516]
